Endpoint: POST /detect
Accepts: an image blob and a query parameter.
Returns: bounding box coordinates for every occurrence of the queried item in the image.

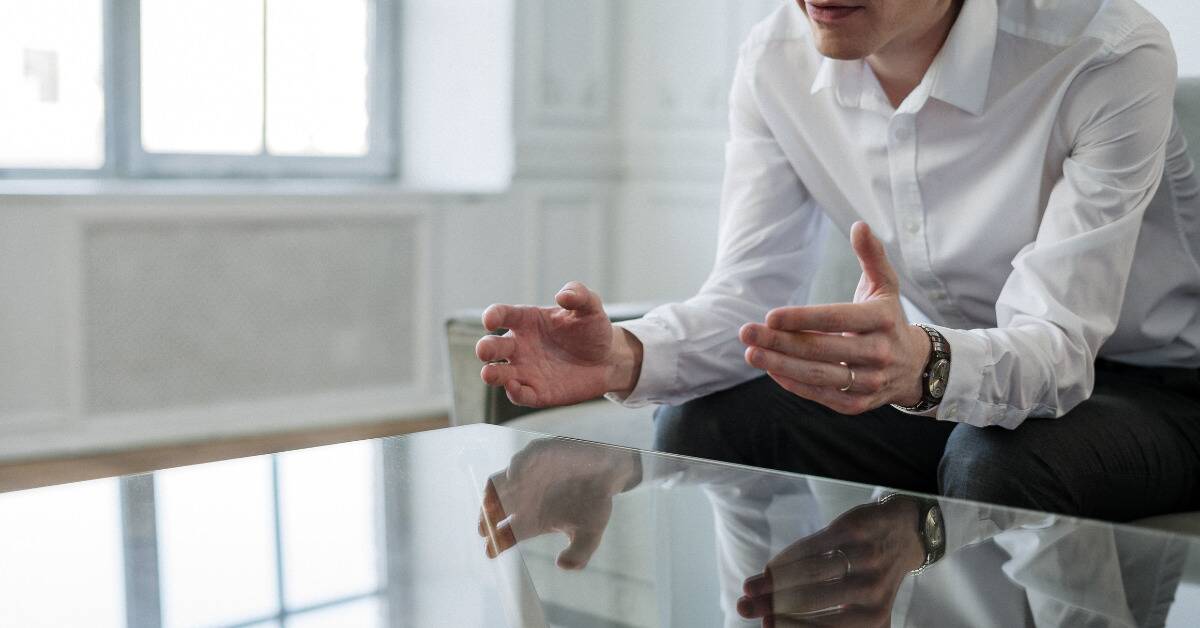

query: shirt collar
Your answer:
[809,56,866,108]
[809,0,998,117]
[928,0,998,116]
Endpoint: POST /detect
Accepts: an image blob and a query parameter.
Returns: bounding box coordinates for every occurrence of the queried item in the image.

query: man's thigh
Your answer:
[940,369,1200,520]
[653,375,955,494]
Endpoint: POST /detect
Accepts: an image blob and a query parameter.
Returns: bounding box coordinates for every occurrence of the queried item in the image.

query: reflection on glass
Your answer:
[156,457,279,628]
[140,0,265,155]
[483,436,1200,628]
[0,479,124,627]
[284,595,383,628]
[265,0,370,157]
[278,440,380,609]
[0,0,104,169]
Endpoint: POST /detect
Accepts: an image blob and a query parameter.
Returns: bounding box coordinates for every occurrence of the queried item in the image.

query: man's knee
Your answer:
[938,425,1067,512]
[652,398,735,461]
[651,378,780,463]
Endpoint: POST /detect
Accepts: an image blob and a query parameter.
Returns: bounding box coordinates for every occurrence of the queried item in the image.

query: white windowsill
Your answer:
[0,177,513,201]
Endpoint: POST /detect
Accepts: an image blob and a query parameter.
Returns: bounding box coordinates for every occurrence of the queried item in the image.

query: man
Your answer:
[477,0,1200,520]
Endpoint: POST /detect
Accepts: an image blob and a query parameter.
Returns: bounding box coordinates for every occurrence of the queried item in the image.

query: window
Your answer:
[0,1,106,171]
[1,0,396,179]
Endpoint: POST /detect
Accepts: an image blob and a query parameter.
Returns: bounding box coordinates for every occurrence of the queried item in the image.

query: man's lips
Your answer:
[806,2,863,23]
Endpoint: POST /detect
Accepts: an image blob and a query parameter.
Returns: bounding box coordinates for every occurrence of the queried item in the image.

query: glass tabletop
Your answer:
[1,423,1197,628]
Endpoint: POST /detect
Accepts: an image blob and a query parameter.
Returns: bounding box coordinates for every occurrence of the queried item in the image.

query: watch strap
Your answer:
[879,492,945,575]
[893,324,951,413]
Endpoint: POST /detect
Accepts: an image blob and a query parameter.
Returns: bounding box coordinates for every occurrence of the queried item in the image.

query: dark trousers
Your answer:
[652,361,1200,520]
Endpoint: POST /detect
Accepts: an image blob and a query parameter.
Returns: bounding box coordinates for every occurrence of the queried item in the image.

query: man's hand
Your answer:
[477,281,643,407]
[478,439,640,570]
[739,222,931,414]
[736,497,926,627]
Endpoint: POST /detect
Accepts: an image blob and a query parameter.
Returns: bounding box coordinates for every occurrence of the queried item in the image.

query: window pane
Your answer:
[156,457,280,628]
[141,0,264,155]
[265,0,371,156]
[278,441,380,608]
[0,0,104,169]
[0,480,124,627]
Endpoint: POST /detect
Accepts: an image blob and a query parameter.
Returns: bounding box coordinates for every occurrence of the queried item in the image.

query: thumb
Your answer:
[851,222,898,292]
[557,527,604,570]
[555,281,604,315]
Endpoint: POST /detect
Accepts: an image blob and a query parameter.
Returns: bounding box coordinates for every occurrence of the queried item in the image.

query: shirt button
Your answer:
[905,219,920,234]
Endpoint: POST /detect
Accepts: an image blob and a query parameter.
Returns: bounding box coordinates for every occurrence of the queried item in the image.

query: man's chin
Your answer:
[812,37,871,60]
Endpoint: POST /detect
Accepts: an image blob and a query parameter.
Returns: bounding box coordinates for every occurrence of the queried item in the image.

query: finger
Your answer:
[482,303,533,332]
[850,221,899,290]
[485,520,519,558]
[768,551,855,591]
[557,527,604,570]
[769,373,875,416]
[744,571,770,597]
[476,334,516,362]
[768,580,864,616]
[736,592,771,619]
[791,605,889,628]
[504,379,539,407]
[480,478,509,531]
[740,325,883,366]
[767,527,858,577]
[480,361,515,387]
[744,347,867,391]
[554,281,604,315]
[766,303,889,334]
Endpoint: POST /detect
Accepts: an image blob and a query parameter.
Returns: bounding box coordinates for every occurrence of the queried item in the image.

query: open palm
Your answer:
[477,282,619,407]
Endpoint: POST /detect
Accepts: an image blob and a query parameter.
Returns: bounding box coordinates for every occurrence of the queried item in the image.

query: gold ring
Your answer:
[838,362,855,393]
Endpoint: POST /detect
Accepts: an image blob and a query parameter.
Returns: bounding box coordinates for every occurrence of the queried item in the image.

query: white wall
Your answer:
[1140,0,1200,77]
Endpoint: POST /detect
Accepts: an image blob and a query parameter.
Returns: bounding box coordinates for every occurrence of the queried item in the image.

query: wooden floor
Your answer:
[0,415,449,494]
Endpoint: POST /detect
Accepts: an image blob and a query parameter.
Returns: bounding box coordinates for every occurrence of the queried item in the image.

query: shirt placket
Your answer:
[886,114,966,326]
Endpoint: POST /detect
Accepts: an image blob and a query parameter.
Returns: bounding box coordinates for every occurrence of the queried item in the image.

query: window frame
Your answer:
[0,0,399,180]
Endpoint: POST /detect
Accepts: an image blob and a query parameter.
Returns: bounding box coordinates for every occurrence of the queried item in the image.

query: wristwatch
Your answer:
[880,493,946,575]
[893,323,951,413]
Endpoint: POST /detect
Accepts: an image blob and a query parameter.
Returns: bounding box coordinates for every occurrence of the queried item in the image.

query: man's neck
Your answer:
[867,0,964,109]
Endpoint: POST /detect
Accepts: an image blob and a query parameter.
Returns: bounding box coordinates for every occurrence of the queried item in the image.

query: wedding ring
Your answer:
[827,548,852,579]
[838,362,855,393]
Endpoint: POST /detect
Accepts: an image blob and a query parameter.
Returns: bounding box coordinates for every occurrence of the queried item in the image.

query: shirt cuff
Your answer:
[927,326,993,427]
[604,317,678,408]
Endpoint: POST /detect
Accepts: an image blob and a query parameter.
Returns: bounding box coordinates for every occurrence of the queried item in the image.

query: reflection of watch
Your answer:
[894,324,951,413]
[880,493,946,575]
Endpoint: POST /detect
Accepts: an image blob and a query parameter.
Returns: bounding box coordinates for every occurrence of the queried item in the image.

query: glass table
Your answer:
[1,423,1197,627]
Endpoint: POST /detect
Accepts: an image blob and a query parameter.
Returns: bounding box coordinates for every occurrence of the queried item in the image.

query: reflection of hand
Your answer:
[478,438,640,569]
[738,222,931,414]
[477,282,643,407]
[737,497,925,627]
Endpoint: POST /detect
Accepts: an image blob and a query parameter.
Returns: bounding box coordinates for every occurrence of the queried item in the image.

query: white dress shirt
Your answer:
[613,0,1200,428]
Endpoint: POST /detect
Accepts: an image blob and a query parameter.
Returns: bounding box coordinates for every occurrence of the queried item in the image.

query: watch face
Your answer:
[929,358,950,399]
[925,508,944,550]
